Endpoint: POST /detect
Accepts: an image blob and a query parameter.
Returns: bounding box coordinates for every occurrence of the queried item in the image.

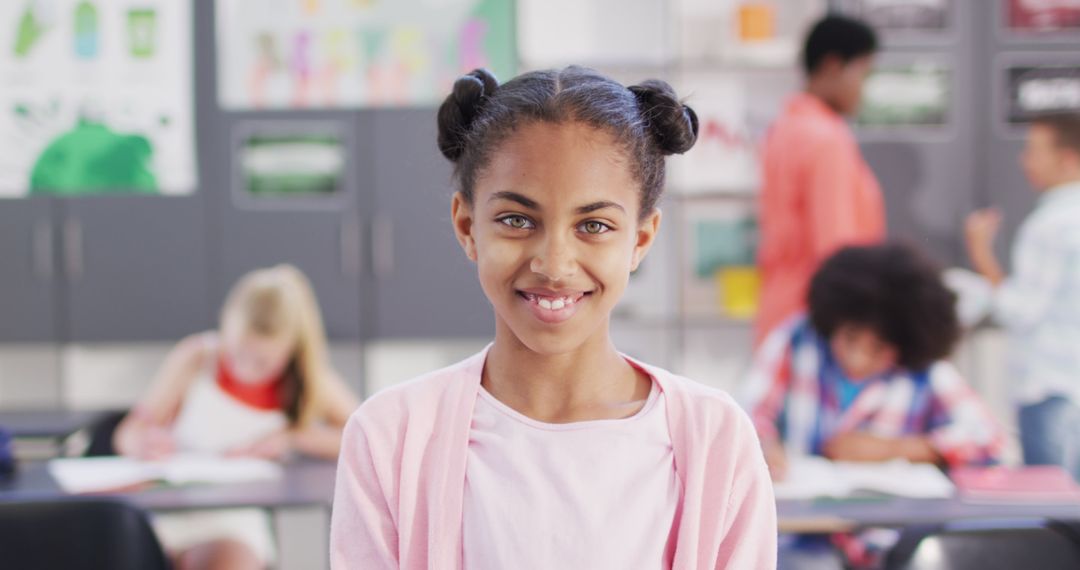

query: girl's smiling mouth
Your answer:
[516,288,593,324]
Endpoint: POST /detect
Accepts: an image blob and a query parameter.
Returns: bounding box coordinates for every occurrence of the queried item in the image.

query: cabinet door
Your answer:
[213,112,367,339]
[370,109,493,339]
[0,198,59,342]
[61,196,212,341]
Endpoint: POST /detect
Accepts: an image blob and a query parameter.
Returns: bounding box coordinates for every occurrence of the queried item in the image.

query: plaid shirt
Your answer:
[743,316,1005,469]
[995,182,1080,405]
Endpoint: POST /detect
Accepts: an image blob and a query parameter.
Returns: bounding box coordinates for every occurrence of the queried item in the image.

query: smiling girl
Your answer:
[330,67,776,569]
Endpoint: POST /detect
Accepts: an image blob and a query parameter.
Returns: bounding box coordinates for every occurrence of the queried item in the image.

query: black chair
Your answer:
[0,498,170,570]
[82,410,129,457]
[885,518,1080,570]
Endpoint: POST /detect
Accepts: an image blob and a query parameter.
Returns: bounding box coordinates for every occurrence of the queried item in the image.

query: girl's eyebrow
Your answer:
[489,191,539,210]
[489,192,626,216]
[576,201,625,215]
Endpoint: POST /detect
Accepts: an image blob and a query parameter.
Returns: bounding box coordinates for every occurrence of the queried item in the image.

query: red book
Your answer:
[951,466,1080,503]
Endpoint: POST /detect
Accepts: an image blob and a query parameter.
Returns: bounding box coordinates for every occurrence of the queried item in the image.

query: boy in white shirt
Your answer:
[966,112,1080,480]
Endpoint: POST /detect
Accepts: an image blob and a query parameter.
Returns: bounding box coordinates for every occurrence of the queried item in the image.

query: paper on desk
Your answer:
[48,454,282,494]
[772,456,955,500]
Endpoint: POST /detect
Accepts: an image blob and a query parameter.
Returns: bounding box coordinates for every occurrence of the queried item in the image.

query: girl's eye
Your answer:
[580,221,612,235]
[499,215,533,230]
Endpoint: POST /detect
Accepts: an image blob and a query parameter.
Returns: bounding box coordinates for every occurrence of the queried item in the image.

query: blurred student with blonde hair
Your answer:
[115,264,360,570]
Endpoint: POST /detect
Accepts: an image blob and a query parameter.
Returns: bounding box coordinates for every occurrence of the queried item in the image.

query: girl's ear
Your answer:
[451,192,478,261]
[631,208,662,272]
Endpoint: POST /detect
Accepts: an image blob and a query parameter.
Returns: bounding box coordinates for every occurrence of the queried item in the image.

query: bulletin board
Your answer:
[215,0,516,109]
[0,0,196,197]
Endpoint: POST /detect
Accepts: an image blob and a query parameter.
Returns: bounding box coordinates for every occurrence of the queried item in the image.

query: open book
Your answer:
[48,455,282,494]
[772,456,955,500]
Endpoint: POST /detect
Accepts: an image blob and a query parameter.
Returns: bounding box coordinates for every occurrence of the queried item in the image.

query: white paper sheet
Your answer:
[48,454,282,494]
[772,455,956,500]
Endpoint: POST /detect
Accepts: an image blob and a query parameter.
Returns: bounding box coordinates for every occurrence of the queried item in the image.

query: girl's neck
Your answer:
[482,322,652,424]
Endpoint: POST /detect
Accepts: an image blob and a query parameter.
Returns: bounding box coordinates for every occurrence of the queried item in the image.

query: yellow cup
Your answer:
[716,266,761,319]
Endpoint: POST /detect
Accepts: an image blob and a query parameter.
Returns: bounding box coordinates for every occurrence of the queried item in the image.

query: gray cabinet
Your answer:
[212,114,368,339]
[368,109,493,338]
[0,198,59,342]
[61,196,212,342]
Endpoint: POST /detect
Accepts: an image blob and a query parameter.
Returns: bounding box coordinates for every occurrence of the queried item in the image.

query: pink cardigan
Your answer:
[330,348,777,569]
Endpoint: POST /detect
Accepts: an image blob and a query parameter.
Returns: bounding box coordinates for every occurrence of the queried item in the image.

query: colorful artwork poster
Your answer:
[0,0,195,197]
[857,62,950,127]
[1006,64,1080,124]
[240,131,344,199]
[669,74,759,193]
[1007,0,1080,33]
[833,0,951,31]
[216,0,516,109]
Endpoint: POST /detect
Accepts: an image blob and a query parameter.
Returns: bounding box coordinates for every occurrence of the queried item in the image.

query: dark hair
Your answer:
[808,243,960,372]
[1031,111,1080,156]
[802,15,878,75]
[436,66,699,219]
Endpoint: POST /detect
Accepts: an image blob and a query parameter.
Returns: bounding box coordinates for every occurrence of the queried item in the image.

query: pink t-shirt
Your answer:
[329,348,778,569]
[463,381,680,569]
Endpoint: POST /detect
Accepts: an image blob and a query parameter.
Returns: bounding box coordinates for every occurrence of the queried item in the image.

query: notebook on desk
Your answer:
[772,456,955,500]
[951,465,1080,504]
[47,455,282,495]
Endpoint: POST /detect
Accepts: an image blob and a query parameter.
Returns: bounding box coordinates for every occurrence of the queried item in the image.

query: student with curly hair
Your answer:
[743,243,1005,569]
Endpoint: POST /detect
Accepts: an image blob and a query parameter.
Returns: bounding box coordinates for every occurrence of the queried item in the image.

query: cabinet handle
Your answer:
[63,218,83,281]
[339,217,361,278]
[32,219,53,281]
[373,216,394,280]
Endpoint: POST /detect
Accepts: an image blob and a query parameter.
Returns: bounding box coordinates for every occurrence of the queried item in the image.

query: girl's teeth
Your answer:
[539,299,553,310]
[550,299,565,310]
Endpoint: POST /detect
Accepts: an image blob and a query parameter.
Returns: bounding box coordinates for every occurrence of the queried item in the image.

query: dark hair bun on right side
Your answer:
[629,80,699,156]
[437,68,499,162]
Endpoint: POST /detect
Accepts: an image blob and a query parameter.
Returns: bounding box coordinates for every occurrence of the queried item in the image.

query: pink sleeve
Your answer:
[715,412,778,569]
[807,135,864,260]
[330,413,398,569]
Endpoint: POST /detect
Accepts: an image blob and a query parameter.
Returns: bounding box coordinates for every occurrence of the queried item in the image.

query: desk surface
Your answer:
[778,495,1080,533]
[5,460,1080,529]
[0,460,337,511]
[0,410,111,439]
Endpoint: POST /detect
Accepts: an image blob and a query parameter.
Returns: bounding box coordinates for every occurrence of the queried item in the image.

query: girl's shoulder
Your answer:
[633,359,756,434]
[346,350,485,437]
[172,331,219,371]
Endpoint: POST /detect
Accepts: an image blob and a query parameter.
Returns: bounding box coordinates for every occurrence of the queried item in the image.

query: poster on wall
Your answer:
[0,0,195,197]
[1005,64,1080,124]
[857,62,950,128]
[1006,0,1080,33]
[669,74,759,193]
[833,0,951,32]
[216,0,516,110]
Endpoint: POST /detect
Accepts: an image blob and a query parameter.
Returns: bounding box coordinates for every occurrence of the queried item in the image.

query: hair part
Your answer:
[1031,111,1080,157]
[436,66,699,220]
[221,264,331,426]
[802,14,879,75]
[808,243,960,372]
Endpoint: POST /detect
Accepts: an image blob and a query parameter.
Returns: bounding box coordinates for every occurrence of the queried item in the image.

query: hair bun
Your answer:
[437,69,499,162]
[629,80,699,155]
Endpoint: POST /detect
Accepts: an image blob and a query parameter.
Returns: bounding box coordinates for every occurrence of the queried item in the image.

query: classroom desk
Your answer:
[0,459,337,511]
[0,459,338,570]
[777,496,1080,533]
[0,409,110,440]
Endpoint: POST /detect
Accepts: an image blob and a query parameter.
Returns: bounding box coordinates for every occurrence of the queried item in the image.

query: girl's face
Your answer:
[452,121,661,356]
[829,323,898,381]
[221,314,294,384]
